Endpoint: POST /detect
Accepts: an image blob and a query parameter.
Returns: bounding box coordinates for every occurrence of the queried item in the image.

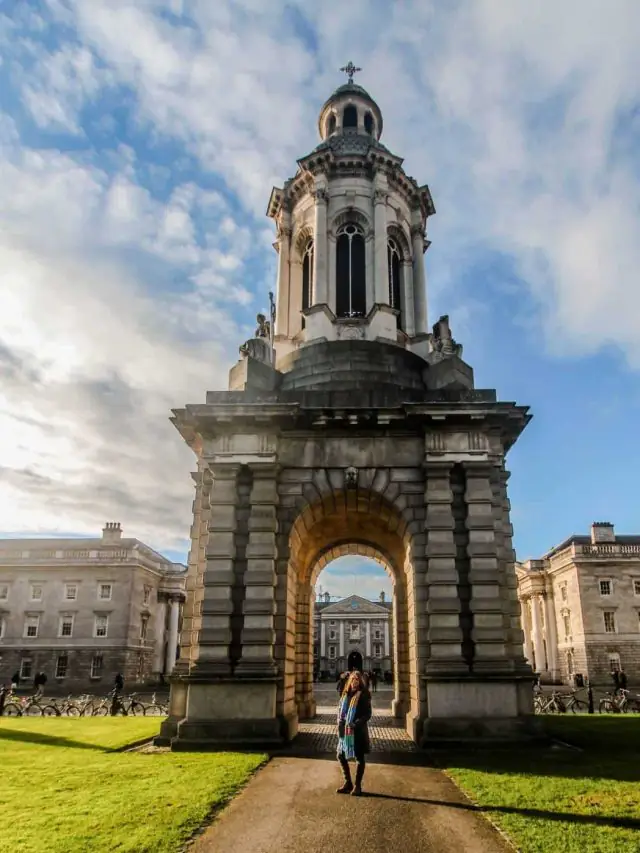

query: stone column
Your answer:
[274,223,291,337]
[425,461,467,672]
[153,597,167,674]
[320,620,326,659]
[312,185,328,304]
[237,463,279,675]
[519,598,534,666]
[402,261,415,336]
[412,224,428,335]
[384,620,390,657]
[374,186,389,305]
[366,620,371,659]
[339,621,345,658]
[544,594,559,678]
[464,461,512,671]
[194,463,240,675]
[165,598,180,674]
[530,595,544,673]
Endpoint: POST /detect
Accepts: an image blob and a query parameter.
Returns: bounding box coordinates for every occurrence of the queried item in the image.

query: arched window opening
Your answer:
[364,111,374,134]
[336,223,366,317]
[301,239,314,329]
[327,114,336,135]
[387,237,402,329]
[342,105,358,129]
[566,650,574,675]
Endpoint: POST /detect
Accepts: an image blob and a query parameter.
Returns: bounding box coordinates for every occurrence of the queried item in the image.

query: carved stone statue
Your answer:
[429,314,463,358]
[255,313,271,339]
[345,467,358,489]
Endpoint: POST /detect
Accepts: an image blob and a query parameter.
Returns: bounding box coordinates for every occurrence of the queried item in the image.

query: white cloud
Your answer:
[1,0,640,551]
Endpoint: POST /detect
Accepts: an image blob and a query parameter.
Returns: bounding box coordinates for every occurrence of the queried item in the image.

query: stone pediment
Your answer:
[320,594,389,615]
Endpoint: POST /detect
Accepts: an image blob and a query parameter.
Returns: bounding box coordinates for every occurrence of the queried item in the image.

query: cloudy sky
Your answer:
[1,1,639,602]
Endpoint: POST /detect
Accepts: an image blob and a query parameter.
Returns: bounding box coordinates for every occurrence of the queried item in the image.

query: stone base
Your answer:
[418,676,542,744]
[166,679,285,751]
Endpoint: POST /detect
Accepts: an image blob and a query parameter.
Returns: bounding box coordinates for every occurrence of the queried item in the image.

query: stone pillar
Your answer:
[339,621,345,658]
[312,184,328,304]
[384,620,390,657]
[153,598,167,674]
[402,260,415,336]
[275,223,291,336]
[374,185,389,305]
[320,619,326,659]
[424,461,466,672]
[519,598,534,666]
[366,620,371,659]
[411,224,428,335]
[194,463,240,675]
[237,463,279,675]
[464,461,512,671]
[544,594,558,678]
[530,595,544,674]
[165,598,180,674]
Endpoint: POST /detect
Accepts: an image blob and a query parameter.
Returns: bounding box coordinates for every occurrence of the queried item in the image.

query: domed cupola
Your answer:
[318,63,383,141]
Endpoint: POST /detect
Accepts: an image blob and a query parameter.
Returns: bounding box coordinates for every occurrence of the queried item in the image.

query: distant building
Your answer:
[517,522,640,685]
[0,522,186,691]
[313,591,393,677]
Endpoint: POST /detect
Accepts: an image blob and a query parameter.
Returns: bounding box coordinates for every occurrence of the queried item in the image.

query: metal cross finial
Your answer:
[340,61,361,83]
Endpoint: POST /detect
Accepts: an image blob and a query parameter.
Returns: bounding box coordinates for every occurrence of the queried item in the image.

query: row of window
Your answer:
[560,609,640,637]
[326,105,376,136]
[0,583,154,604]
[0,613,150,640]
[326,643,385,659]
[559,579,640,601]
[301,231,407,326]
[323,627,384,641]
[19,653,106,681]
[565,650,623,676]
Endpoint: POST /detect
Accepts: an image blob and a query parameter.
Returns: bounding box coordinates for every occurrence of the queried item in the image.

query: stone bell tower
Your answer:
[159,66,536,751]
[268,62,433,365]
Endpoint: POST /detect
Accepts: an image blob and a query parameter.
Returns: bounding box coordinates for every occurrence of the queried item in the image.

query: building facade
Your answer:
[517,522,640,685]
[314,592,393,677]
[0,523,186,692]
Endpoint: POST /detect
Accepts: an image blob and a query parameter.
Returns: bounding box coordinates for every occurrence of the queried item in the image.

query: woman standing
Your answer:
[336,670,372,796]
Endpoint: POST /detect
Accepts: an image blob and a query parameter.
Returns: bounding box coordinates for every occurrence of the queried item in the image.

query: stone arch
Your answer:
[331,207,372,239]
[294,224,314,256]
[387,222,411,260]
[276,481,424,740]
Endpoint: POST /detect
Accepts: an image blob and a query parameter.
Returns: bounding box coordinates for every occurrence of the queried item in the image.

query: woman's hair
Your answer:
[344,670,365,694]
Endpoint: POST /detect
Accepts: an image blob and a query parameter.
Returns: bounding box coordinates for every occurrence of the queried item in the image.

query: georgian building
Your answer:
[0,523,186,691]
[313,592,393,677]
[517,522,640,685]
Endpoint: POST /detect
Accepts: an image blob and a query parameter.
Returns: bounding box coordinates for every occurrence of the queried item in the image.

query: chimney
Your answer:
[591,522,615,544]
[102,522,123,543]
[379,591,385,603]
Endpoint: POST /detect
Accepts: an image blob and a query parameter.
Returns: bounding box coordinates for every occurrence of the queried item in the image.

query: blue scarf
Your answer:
[337,690,360,759]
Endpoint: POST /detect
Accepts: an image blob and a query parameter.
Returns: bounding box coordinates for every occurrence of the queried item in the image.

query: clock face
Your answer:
[350,600,358,610]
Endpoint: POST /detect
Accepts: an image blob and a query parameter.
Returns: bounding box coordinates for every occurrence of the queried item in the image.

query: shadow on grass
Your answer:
[362,792,640,831]
[0,728,114,752]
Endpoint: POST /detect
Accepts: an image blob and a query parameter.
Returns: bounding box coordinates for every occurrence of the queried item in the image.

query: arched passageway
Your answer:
[276,487,423,741]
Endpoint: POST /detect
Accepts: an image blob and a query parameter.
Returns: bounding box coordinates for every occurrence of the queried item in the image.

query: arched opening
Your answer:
[336,223,366,317]
[387,236,402,329]
[278,488,421,741]
[312,554,394,711]
[327,113,337,135]
[301,238,314,329]
[342,104,358,128]
[364,111,374,134]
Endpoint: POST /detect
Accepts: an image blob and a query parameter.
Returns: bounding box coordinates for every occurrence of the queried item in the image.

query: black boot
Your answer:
[336,756,353,794]
[351,761,365,796]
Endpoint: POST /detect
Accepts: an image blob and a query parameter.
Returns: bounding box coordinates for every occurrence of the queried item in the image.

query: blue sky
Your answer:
[1,1,639,604]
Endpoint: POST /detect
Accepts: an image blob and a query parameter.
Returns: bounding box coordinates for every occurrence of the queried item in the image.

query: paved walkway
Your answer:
[190,756,510,853]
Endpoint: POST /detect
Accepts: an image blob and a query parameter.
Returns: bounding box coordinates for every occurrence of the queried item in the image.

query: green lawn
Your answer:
[443,716,640,853]
[0,718,266,853]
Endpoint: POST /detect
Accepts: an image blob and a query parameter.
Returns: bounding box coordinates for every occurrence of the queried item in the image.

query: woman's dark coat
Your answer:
[338,688,372,757]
